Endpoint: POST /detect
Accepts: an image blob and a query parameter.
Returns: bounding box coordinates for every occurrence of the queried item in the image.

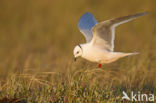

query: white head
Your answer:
[73,44,83,61]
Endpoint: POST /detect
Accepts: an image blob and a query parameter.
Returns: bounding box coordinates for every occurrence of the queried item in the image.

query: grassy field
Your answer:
[0,0,156,102]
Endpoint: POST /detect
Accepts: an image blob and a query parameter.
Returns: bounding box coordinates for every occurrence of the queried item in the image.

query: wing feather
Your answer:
[91,12,147,51]
[78,12,97,42]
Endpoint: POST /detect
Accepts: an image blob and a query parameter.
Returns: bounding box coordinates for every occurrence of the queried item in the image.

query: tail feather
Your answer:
[123,52,139,57]
[104,52,139,63]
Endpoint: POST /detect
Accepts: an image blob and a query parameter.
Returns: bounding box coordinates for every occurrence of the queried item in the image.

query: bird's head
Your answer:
[73,44,83,61]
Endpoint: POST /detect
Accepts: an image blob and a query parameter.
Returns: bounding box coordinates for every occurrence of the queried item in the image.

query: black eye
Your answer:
[77,51,79,54]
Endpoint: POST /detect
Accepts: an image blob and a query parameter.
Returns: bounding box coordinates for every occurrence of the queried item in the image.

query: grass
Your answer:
[0,0,156,102]
[0,67,155,103]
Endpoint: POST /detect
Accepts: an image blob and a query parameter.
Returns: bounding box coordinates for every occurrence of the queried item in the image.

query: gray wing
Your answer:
[78,12,97,42]
[91,12,147,51]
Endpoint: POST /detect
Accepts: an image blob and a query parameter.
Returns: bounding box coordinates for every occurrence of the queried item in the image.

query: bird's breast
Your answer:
[82,46,110,63]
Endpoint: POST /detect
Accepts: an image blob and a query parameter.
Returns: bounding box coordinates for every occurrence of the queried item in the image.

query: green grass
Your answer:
[0,0,156,102]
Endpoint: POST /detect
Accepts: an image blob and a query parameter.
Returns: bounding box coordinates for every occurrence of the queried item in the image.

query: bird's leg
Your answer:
[98,64,102,68]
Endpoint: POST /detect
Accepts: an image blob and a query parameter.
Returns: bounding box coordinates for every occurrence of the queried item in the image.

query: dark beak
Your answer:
[74,57,77,62]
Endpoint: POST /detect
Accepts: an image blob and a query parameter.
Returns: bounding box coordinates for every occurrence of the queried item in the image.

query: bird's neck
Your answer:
[80,43,92,57]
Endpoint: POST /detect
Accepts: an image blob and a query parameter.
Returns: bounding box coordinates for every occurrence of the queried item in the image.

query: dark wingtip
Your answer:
[81,12,94,17]
[78,12,97,29]
[84,12,92,15]
[136,12,148,17]
[140,12,148,16]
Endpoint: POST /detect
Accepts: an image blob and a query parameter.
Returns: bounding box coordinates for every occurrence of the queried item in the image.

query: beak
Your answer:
[74,57,77,62]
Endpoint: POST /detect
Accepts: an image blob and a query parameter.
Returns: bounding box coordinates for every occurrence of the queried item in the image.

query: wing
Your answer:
[91,12,147,51]
[78,12,98,42]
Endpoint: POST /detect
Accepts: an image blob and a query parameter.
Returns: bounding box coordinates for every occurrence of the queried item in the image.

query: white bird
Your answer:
[73,12,147,68]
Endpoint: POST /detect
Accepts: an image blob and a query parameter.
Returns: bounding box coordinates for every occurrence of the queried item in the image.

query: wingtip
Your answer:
[78,12,97,29]
[84,12,91,14]
[83,12,94,16]
[135,12,148,17]
[140,11,148,16]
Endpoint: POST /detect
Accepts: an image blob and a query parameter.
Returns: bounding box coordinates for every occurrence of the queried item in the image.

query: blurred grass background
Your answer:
[0,0,156,102]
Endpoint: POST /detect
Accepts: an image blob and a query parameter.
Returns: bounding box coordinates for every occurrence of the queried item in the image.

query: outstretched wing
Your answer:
[78,12,98,42]
[91,12,147,51]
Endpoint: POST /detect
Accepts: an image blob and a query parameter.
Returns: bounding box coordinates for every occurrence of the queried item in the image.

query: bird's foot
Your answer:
[98,64,102,68]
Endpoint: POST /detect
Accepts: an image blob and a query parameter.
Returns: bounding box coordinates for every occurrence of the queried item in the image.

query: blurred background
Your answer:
[0,0,155,80]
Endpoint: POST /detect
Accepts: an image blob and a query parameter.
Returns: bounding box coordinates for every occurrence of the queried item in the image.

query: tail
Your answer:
[109,12,148,27]
[106,52,139,63]
[122,52,139,57]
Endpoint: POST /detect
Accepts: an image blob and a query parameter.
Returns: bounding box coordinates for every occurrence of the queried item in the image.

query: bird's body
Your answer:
[80,43,137,64]
[73,12,147,67]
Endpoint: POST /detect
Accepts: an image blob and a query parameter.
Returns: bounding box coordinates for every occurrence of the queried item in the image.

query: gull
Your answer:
[73,12,147,68]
